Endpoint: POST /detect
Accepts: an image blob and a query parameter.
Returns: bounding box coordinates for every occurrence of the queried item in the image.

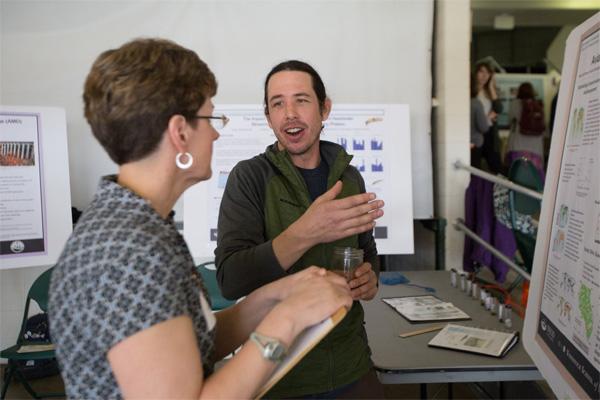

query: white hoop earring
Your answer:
[176,152,193,169]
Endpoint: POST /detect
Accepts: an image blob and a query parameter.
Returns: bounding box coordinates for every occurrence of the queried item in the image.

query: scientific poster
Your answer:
[537,28,599,398]
[0,113,46,256]
[0,106,72,270]
[184,104,413,258]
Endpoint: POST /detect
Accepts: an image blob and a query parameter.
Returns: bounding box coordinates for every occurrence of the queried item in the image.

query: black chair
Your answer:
[507,158,543,305]
[507,157,543,274]
[1,267,63,399]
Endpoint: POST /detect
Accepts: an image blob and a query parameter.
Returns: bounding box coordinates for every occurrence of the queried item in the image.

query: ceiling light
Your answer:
[494,13,515,30]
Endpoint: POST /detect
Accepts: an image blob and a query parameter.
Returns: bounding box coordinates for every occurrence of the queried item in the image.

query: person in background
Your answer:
[470,73,491,167]
[474,61,504,174]
[48,39,352,399]
[215,60,385,398]
[505,82,546,175]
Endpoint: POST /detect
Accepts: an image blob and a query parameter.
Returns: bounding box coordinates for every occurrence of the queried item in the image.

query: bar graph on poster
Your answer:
[184,104,414,259]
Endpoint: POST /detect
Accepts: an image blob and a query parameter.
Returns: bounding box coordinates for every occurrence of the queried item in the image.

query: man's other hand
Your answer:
[348,262,378,301]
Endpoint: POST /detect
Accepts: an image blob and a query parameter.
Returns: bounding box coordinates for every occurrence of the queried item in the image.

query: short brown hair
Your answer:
[83,38,217,165]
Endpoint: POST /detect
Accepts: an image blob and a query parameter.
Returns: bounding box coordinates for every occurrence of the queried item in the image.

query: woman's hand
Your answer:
[260,266,346,303]
[267,267,352,337]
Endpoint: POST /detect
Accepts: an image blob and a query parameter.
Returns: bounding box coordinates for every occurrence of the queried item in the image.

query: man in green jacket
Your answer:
[215,60,385,398]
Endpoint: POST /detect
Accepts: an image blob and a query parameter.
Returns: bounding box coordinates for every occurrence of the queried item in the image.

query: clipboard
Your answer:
[254,307,347,399]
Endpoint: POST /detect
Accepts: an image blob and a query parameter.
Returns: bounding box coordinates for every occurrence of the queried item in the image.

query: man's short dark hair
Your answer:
[83,38,217,165]
[263,60,327,115]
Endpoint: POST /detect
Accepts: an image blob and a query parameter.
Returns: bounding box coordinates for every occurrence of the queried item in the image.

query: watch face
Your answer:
[268,342,286,361]
[251,332,287,362]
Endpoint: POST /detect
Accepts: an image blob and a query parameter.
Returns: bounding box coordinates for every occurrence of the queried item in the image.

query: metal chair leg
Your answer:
[1,364,15,400]
[13,368,41,399]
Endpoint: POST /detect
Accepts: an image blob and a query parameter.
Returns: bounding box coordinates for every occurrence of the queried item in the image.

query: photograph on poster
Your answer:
[0,141,35,166]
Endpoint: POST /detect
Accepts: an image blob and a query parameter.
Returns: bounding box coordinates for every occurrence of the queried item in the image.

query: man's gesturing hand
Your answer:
[293,181,384,247]
[273,181,384,269]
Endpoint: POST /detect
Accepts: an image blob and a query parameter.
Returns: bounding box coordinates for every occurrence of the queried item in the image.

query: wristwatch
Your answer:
[249,332,287,363]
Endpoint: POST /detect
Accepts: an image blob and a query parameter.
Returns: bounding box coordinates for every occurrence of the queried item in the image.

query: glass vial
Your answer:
[331,247,363,282]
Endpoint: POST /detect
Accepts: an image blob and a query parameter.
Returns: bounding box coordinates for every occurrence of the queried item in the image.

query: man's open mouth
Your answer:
[285,127,304,136]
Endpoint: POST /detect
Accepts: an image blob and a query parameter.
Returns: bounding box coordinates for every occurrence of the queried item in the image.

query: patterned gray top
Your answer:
[49,176,216,399]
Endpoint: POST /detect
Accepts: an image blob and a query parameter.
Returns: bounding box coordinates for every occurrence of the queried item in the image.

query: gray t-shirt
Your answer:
[49,176,215,399]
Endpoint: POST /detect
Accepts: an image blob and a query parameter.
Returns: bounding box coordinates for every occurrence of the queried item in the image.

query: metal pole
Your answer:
[454,218,531,281]
[454,160,543,201]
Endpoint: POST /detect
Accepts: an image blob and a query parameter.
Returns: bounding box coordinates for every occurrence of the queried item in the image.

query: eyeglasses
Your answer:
[191,114,230,129]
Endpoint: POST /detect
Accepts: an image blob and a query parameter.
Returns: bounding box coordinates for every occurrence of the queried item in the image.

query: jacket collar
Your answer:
[265,140,353,205]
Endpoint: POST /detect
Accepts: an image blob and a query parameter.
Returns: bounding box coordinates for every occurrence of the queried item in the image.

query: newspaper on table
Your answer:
[382,295,470,322]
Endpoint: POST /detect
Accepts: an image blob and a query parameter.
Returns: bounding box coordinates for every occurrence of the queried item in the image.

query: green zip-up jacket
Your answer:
[215,140,379,398]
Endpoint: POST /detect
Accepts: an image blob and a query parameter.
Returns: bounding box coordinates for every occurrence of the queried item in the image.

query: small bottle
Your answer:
[498,304,505,321]
[490,297,498,315]
[466,279,472,295]
[460,273,467,292]
[450,269,458,288]
[504,305,513,328]
[480,289,487,305]
[472,282,479,299]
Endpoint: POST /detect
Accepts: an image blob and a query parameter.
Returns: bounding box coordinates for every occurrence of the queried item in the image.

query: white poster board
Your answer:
[0,106,72,270]
[523,12,600,400]
[184,104,413,259]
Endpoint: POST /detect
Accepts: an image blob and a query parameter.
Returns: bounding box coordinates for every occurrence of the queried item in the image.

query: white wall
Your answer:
[0,0,437,356]
[1,0,434,215]
[0,266,46,356]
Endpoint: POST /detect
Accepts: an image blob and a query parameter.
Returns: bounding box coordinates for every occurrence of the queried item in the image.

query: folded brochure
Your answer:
[428,324,519,357]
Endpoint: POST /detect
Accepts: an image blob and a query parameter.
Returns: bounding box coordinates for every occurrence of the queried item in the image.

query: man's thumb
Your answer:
[317,180,343,203]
